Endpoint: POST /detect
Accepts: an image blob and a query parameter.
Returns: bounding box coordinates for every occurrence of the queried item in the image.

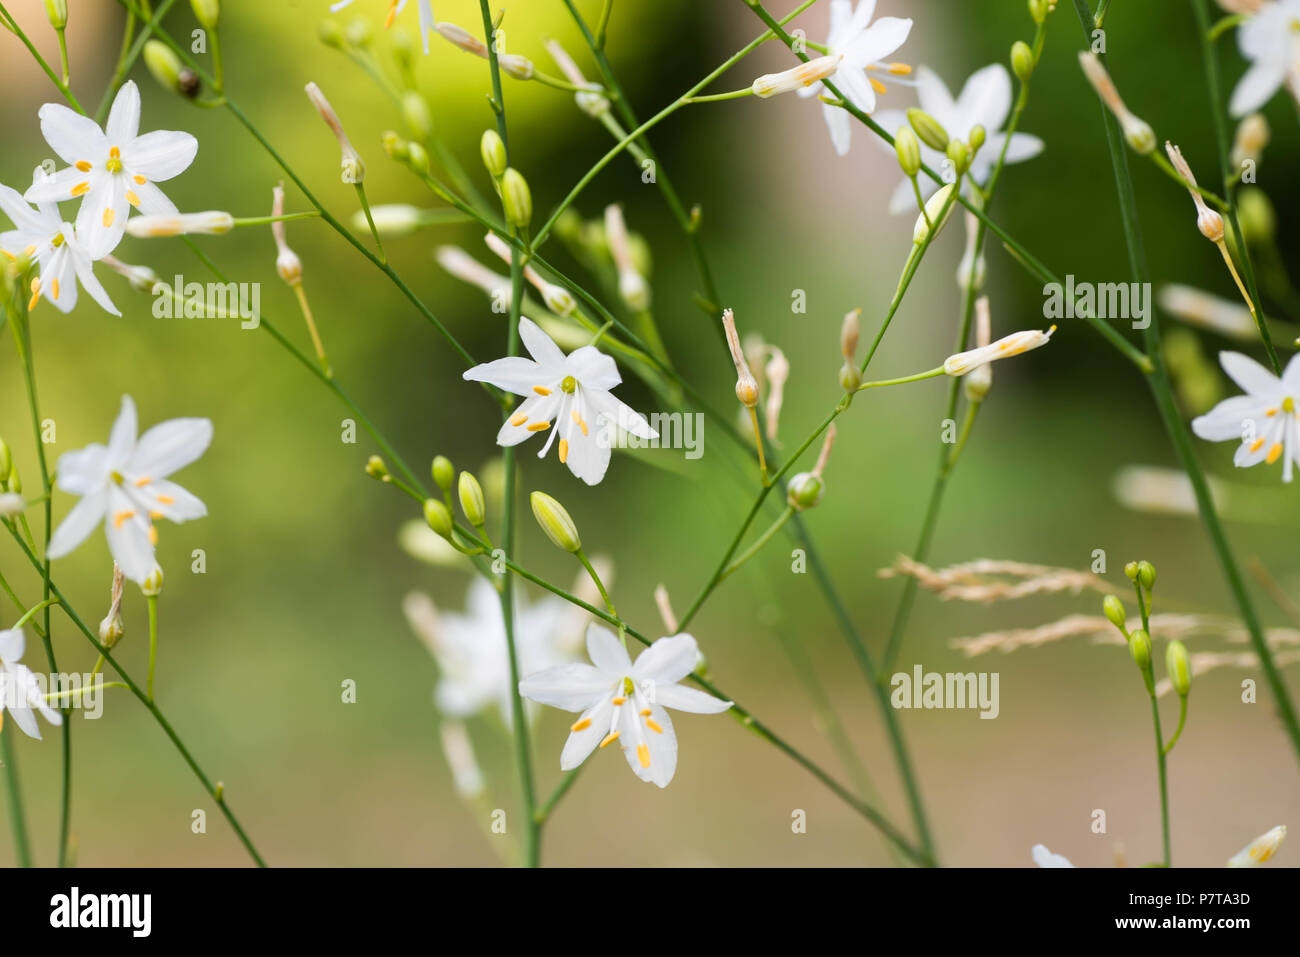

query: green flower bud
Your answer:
[839,360,861,393]
[1129,628,1154,691]
[501,168,533,230]
[787,472,824,511]
[1011,40,1034,83]
[141,564,165,598]
[319,20,345,49]
[1103,594,1127,631]
[946,139,971,176]
[432,455,455,492]
[382,130,410,162]
[1028,0,1050,24]
[406,141,430,175]
[1237,188,1276,246]
[907,108,950,152]
[0,436,11,484]
[364,455,389,481]
[345,16,372,48]
[190,0,220,30]
[894,126,921,177]
[423,498,453,538]
[968,124,986,155]
[458,471,486,527]
[1122,116,1157,156]
[480,130,507,179]
[402,91,434,141]
[1124,561,1139,581]
[1137,560,1156,591]
[1166,639,1191,697]
[143,40,185,95]
[913,184,957,245]
[531,491,581,553]
[6,467,20,495]
[44,0,67,30]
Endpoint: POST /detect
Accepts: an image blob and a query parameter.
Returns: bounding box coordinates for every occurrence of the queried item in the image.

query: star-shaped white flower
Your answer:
[330,0,435,52]
[874,64,1044,214]
[0,627,63,740]
[1031,844,1075,867]
[48,396,212,583]
[403,577,583,726]
[519,625,732,788]
[462,317,658,486]
[0,172,120,316]
[1192,351,1300,482]
[24,81,198,260]
[1227,0,1300,116]
[797,0,914,155]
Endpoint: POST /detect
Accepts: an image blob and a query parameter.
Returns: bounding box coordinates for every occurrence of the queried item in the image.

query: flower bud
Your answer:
[480,130,507,179]
[319,20,345,49]
[943,324,1054,375]
[500,168,533,230]
[913,184,957,245]
[345,16,372,48]
[6,467,20,495]
[98,564,126,649]
[458,471,486,527]
[1029,0,1051,24]
[0,492,23,518]
[1103,594,1128,630]
[907,108,949,152]
[894,126,921,177]
[432,455,455,492]
[0,436,11,484]
[1011,40,1034,83]
[190,0,220,30]
[391,27,415,69]
[1129,628,1153,688]
[722,309,759,408]
[305,81,365,184]
[531,491,581,553]
[1227,825,1287,868]
[125,211,234,237]
[354,203,427,239]
[1124,561,1139,580]
[1230,113,1270,171]
[271,182,303,285]
[751,55,842,98]
[44,0,67,30]
[405,141,430,175]
[144,40,185,95]
[787,472,824,511]
[838,360,861,393]
[423,498,453,538]
[946,139,970,176]
[1137,560,1156,590]
[1237,187,1276,245]
[141,564,165,598]
[840,308,860,361]
[968,124,986,155]
[1166,639,1191,697]
[402,91,434,141]
[1122,115,1156,155]
[365,455,389,481]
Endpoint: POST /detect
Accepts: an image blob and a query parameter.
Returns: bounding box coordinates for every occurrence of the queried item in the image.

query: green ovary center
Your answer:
[622,676,635,696]
[110,470,124,485]
[51,233,65,248]
[1284,397,1296,413]
[561,375,577,394]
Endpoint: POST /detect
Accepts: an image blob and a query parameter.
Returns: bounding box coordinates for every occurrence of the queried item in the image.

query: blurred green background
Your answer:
[1,0,1297,866]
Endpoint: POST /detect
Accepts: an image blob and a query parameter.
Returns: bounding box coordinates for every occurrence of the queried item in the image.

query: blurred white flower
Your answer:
[1227,824,1286,866]
[519,626,731,788]
[1226,0,1300,116]
[48,396,211,583]
[329,1,434,52]
[796,0,913,155]
[1192,352,1300,481]
[0,171,119,316]
[874,64,1044,213]
[0,627,63,740]
[25,81,197,258]
[1031,844,1075,868]
[462,317,657,486]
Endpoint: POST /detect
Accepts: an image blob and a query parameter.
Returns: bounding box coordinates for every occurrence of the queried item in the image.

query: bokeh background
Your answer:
[1,0,1298,866]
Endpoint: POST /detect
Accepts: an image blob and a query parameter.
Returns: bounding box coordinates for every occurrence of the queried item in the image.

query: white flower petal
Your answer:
[622,704,677,787]
[129,416,213,478]
[632,633,699,685]
[123,129,199,182]
[0,629,25,665]
[954,64,1012,138]
[1229,56,1289,117]
[38,103,107,165]
[518,662,611,711]
[845,16,911,67]
[586,624,632,675]
[495,393,560,447]
[1032,843,1075,867]
[982,131,1044,165]
[823,101,854,156]
[463,356,545,396]
[1220,351,1281,398]
[585,387,657,441]
[106,80,142,144]
[518,315,567,369]
[915,66,957,131]
[652,683,734,714]
[47,486,109,560]
[69,246,121,315]
[560,695,614,770]
[141,478,207,522]
[565,345,621,391]
[126,178,180,217]
[104,486,156,583]
[107,396,139,465]
[1192,394,1268,442]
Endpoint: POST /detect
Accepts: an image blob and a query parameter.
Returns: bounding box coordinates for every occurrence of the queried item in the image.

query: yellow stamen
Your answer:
[558,438,569,463]
[148,525,159,546]
[636,743,650,768]
[868,77,888,95]
[571,410,588,436]
[23,245,36,256]
[51,278,59,300]
[113,510,136,529]
[1267,408,1278,417]
[157,495,175,505]
[1267,442,1284,464]
[611,696,626,706]
[645,718,664,734]
[133,175,147,185]
[599,731,620,748]
[1,250,14,261]
[28,277,40,310]
[102,207,115,228]
[887,62,913,75]
[526,421,550,432]
[533,386,552,396]
[509,412,528,427]
[1250,437,1265,453]
[109,146,121,159]
[75,160,92,172]
[385,0,399,28]
[570,717,592,732]
[71,182,90,197]
[126,190,141,208]
[134,476,153,487]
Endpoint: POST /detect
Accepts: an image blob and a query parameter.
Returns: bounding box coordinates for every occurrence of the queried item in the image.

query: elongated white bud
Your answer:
[1078,52,1155,154]
[751,55,841,98]
[435,246,509,300]
[604,204,649,310]
[125,211,234,237]
[944,326,1055,376]
[305,81,366,184]
[964,296,994,401]
[722,309,759,408]
[436,22,533,79]
[1227,825,1286,867]
[545,38,608,116]
[271,182,303,285]
[483,232,575,316]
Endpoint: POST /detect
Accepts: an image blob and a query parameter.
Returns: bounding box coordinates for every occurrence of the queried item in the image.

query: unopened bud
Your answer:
[432,455,455,492]
[0,436,11,484]
[345,16,372,48]
[1231,113,1270,170]
[44,0,67,30]
[355,203,426,239]
[913,184,957,245]
[1227,825,1287,868]
[402,90,434,141]
[838,360,861,393]
[305,81,365,184]
[944,324,1054,376]
[787,472,824,511]
[480,130,507,179]
[365,455,389,480]
[423,498,453,538]
[1103,594,1128,630]
[319,20,345,49]
[907,108,949,152]
[840,308,860,361]
[405,141,430,175]
[190,0,220,30]
[1011,40,1034,83]
[1124,561,1139,580]
[143,40,184,95]
[722,309,759,407]
[141,564,165,598]
[501,168,533,230]
[531,491,581,553]
[1237,187,1276,245]
[946,139,970,176]
[1029,0,1051,24]
[894,126,921,177]
[458,471,486,527]
[751,55,842,98]
[1129,628,1153,689]
[1166,639,1191,696]
[0,492,22,518]
[1137,560,1157,590]
[125,211,234,237]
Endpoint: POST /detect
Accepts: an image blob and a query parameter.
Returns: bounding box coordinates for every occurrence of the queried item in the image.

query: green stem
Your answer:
[147,595,158,702]
[1163,695,1188,754]
[1149,692,1171,866]
[0,3,84,112]
[718,505,794,583]
[0,722,32,867]
[353,183,387,264]
[856,366,946,391]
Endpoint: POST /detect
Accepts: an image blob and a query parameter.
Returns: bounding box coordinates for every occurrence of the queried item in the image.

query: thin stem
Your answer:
[56,27,69,85]
[1149,692,1171,866]
[292,284,333,379]
[856,366,946,391]
[353,183,387,264]
[0,722,32,867]
[147,595,159,702]
[576,548,617,618]
[1163,695,1188,754]
[0,3,84,112]
[718,505,793,583]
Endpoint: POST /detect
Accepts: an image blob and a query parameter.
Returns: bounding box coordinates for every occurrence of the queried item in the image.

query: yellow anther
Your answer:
[385,0,400,28]
[526,421,550,432]
[109,146,121,159]
[28,277,40,310]
[71,182,90,197]
[1267,442,1284,464]
[599,731,620,748]
[157,495,175,505]
[645,718,664,734]
[570,717,592,732]
[558,438,569,463]
[126,191,140,208]
[102,208,115,228]
[133,175,147,185]
[533,386,552,396]
[134,476,152,487]
[148,525,159,546]
[1250,437,1265,453]
[113,510,136,529]
[571,410,588,436]
[636,743,650,768]
[75,160,92,172]
[611,697,626,706]
[510,412,528,427]
[869,77,888,95]
[887,62,913,75]
[51,278,59,300]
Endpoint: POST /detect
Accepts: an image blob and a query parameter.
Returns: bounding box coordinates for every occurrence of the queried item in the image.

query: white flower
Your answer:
[0,493,24,517]
[1227,0,1300,116]
[25,81,198,259]
[0,171,120,316]
[462,317,658,486]
[943,326,1054,376]
[329,1,435,52]
[796,0,913,155]
[1192,352,1300,482]
[403,577,581,726]
[874,65,1044,213]
[519,625,732,788]
[1227,824,1286,866]
[1031,844,1076,868]
[0,628,63,740]
[48,396,211,583]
